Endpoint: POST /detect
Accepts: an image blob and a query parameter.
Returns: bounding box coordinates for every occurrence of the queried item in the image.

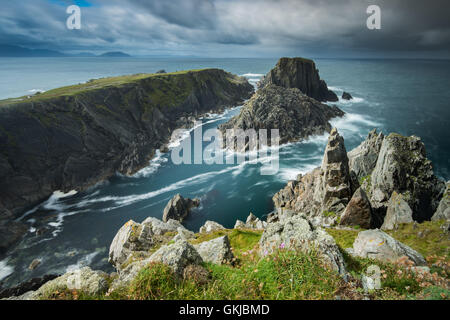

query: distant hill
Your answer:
[99,51,131,57]
[0,45,66,57]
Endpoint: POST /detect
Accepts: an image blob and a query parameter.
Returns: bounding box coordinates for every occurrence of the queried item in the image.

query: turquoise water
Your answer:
[1,57,449,287]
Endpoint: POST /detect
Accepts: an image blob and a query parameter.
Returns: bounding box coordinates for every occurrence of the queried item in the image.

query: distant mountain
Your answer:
[73,52,96,57]
[99,51,131,57]
[0,45,66,57]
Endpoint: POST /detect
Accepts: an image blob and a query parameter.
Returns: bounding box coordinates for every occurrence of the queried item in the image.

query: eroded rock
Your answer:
[162,194,200,223]
[339,187,372,229]
[381,192,413,230]
[194,235,234,265]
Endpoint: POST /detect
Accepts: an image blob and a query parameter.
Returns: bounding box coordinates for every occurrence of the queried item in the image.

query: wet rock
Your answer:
[162,194,200,223]
[259,215,347,276]
[28,259,41,271]
[342,92,353,100]
[351,229,426,266]
[0,203,27,254]
[381,192,413,230]
[194,235,234,265]
[0,274,58,299]
[339,187,372,229]
[199,220,225,233]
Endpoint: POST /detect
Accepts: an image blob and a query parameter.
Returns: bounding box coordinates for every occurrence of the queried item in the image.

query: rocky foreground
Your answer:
[2,128,448,300]
[219,57,344,150]
[0,69,254,253]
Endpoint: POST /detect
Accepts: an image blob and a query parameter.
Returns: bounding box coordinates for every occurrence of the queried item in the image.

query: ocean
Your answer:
[0,57,449,287]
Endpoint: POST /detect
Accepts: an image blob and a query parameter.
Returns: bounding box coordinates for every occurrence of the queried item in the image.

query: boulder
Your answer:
[162,194,200,223]
[194,235,234,265]
[219,85,344,148]
[259,215,347,275]
[342,92,353,100]
[234,213,267,230]
[369,133,445,223]
[199,220,225,233]
[347,129,385,181]
[109,217,188,270]
[234,220,245,229]
[31,267,108,299]
[381,192,413,230]
[257,57,338,102]
[28,259,41,271]
[339,187,372,229]
[148,240,203,276]
[351,229,426,266]
[432,181,450,222]
[0,274,58,299]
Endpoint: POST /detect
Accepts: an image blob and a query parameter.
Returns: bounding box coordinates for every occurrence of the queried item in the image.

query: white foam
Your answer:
[240,73,264,77]
[277,163,320,181]
[66,251,100,272]
[330,113,380,133]
[132,150,169,178]
[0,259,14,281]
[338,96,365,104]
[28,89,46,94]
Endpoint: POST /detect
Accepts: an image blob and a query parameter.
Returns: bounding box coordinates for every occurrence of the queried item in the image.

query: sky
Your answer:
[1,0,449,58]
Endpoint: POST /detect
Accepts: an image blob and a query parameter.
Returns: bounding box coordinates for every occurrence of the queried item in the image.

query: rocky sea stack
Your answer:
[219,57,344,149]
[0,69,254,252]
[258,57,339,102]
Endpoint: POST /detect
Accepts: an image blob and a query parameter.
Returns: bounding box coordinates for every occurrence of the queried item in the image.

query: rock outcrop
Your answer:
[259,214,346,275]
[342,92,353,100]
[339,187,372,229]
[31,267,108,299]
[258,57,338,102]
[199,220,225,233]
[194,235,234,265]
[273,128,353,226]
[162,194,200,223]
[381,192,413,230]
[234,213,267,230]
[219,85,344,148]
[369,133,445,223]
[348,129,384,181]
[108,217,188,271]
[351,229,426,266]
[0,69,253,252]
[432,181,449,222]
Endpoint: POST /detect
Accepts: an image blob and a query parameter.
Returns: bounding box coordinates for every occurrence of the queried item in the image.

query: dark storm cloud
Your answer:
[0,0,449,57]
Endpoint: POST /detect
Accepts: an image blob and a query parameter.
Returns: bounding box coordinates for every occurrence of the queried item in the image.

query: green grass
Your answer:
[326,228,360,249]
[0,69,212,107]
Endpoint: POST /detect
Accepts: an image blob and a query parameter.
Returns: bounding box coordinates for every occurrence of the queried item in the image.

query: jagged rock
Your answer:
[432,181,450,222]
[0,203,27,254]
[258,57,338,102]
[199,220,225,233]
[259,215,347,275]
[194,235,234,265]
[342,92,353,100]
[369,133,445,223]
[273,128,353,226]
[162,194,200,222]
[348,129,385,181]
[219,85,344,148]
[0,69,254,254]
[351,229,426,266]
[31,267,108,299]
[381,192,413,230]
[108,217,187,270]
[234,220,245,229]
[339,187,372,229]
[148,240,203,276]
[172,227,195,242]
[0,274,58,299]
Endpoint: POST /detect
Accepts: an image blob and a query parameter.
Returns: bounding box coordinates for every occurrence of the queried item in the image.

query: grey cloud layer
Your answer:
[1,0,449,57]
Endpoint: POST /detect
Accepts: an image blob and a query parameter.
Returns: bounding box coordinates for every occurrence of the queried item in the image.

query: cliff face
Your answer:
[258,57,338,102]
[0,69,253,228]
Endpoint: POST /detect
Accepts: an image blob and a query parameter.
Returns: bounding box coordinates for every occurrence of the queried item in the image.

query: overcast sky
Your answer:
[1,0,449,58]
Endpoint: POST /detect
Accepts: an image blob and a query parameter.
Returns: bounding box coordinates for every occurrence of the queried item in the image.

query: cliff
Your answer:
[0,69,253,252]
[258,57,338,102]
